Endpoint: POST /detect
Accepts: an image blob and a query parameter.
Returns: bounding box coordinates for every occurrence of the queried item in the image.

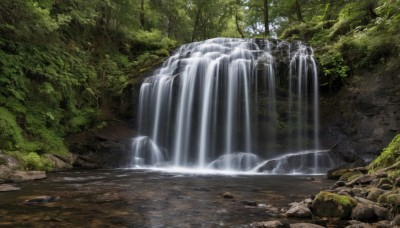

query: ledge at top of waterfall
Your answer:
[130,37,333,175]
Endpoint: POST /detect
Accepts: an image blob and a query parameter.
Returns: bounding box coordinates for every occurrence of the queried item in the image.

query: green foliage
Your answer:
[8,151,53,171]
[134,30,177,51]
[317,49,349,89]
[369,134,400,171]
[0,107,24,151]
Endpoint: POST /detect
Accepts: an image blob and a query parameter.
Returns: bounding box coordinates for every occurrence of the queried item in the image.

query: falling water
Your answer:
[131,38,332,174]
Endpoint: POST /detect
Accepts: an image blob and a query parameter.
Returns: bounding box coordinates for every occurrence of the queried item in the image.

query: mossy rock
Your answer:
[386,194,400,206]
[331,169,350,180]
[312,191,357,219]
[369,134,400,171]
[339,170,363,181]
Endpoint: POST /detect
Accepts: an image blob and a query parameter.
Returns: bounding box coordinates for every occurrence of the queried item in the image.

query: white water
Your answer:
[131,38,332,174]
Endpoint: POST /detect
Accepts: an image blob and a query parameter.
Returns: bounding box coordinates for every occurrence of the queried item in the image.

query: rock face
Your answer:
[66,121,134,168]
[0,184,20,192]
[320,66,400,163]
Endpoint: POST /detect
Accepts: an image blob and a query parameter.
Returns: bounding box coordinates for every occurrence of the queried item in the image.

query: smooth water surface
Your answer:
[0,169,334,227]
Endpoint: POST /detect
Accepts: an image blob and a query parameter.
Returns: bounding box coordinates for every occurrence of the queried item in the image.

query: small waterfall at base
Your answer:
[130,38,333,174]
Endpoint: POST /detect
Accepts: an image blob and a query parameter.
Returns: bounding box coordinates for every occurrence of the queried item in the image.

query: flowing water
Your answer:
[0,169,335,227]
[131,38,333,173]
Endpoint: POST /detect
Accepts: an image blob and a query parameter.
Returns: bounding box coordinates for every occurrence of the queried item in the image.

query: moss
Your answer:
[315,192,357,207]
[7,151,53,171]
[369,134,400,172]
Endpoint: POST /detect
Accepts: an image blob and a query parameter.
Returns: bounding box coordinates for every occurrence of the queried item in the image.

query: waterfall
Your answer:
[130,38,332,174]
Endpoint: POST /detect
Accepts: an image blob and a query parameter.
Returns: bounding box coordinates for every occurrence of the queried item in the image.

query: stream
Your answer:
[0,169,334,227]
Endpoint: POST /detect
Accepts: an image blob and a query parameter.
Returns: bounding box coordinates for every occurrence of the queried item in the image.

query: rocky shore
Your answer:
[249,165,400,228]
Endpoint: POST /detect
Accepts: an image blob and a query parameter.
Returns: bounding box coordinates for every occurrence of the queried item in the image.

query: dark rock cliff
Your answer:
[319,64,400,164]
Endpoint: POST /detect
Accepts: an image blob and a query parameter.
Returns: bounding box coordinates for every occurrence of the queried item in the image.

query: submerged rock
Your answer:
[312,191,357,219]
[23,196,60,205]
[223,192,234,199]
[0,184,20,192]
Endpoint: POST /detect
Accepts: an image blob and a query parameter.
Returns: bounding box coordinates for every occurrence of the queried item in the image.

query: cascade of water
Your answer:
[130,38,331,174]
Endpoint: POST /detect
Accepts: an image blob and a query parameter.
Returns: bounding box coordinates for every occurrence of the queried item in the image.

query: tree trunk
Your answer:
[235,0,245,38]
[140,0,145,29]
[263,0,269,37]
[191,7,202,42]
[294,0,304,22]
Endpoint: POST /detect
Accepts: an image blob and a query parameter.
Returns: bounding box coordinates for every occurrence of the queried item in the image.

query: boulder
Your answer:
[367,187,386,201]
[0,184,20,192]
[251,220,289,228]
[46,154,73,170]
[351,204,376,222]
[328,168,350,180]
[394,214,400,226]
[286,204,312,218]
[9,171,46,182]
[340,171,363,181]
[372,205,388,220]
[312,192,357,219]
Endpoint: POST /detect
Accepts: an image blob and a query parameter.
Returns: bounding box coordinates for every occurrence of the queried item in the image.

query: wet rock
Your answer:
[257,204,268,208]
[346,174,375,186]
[394,214,400,225]
[9,171,46,182]
[340,171,363,181]
[289,223,324,228]
[332,181,346,189]
[377,178,393,190]
[328,168,350,180]
[286,204,312,218]
[312,192,357,219]
[353,167,368,174]
[354,196,374,205]
[0,184,20,192]
[23,196,60,205]
[373,220,392,228]
[367,187,386,201]
[351,204,376,222]
[240,200,258,206]
[379,184,392,190]
[372,205,388,220]
[251,220,289,228]
[223,192,234,199]
[267,207,279,215]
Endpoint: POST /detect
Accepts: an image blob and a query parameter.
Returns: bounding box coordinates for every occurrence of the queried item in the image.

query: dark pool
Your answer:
[0,169,334,227]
